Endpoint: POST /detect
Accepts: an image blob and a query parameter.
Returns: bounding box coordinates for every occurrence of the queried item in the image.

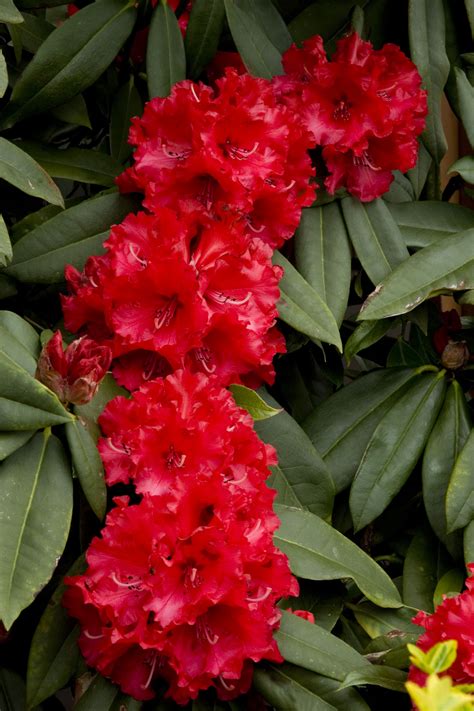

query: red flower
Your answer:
[36,331,111,405]
[289,609,316,624]
[408,564,474,688]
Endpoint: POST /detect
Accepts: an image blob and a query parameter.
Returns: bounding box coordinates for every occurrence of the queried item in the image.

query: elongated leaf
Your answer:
[6,192,136,283]
[51,93,91,128]
[303,368,418,492]
[345,319,395,364]
[65,419,106,519]
[349,602,422,639]
[446,430,474,532]
[288,0,354,44]
[1,0,137,128]
[387,201,474,249]
[384,171,416,203]
[433,568,465,607]
[407,141,432,198]
[0,49,7,98]
[0,669,26,710]
[275,505,401,607]
[74,674,140,711]
[294,204,351,327]
[110,77,142,164]
[274,251,342,351]
[359,229,474,320]
[451,67,474,147]
[185,0,226,79]
[224,0,283,78]
[409,0,450,162]
[341,197,409,286]
[11,12,53,53]
[0,138,63,206]
[0,430,73,629]
[464,520,474,566]
[229,384,280,421]
[0,430,35,460]
[0,0,22,23]
[253,664,337,711]
[341,666,407,693]
[0,215,12,268]
[17,141,121,186]
[422,380,471,555]
[147,0,186,99]
[403,528,445,612]
[0,316,38,375]
[255,393,335,521]
[350,371,447,531]
[240,0,291,53]
[450,155,474,183]
[0,310,39,358]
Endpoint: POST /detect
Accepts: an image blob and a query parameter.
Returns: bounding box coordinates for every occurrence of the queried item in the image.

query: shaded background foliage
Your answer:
[0,0,473,709]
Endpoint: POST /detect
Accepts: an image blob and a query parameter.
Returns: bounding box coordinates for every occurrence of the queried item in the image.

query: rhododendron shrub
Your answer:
[0,2,473,711]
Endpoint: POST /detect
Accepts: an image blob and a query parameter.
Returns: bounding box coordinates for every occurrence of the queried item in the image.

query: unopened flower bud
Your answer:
[441,340,469,370]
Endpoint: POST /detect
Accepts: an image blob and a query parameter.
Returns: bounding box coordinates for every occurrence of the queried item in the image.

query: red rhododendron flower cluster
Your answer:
[408,564,474,689]
[64,370,297,703]
[274,32,427,201]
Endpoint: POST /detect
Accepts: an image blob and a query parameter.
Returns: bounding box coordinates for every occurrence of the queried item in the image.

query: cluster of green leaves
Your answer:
[0,0,473,710]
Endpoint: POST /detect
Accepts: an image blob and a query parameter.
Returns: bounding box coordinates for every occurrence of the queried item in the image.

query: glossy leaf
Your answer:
[349,371,447,531]
[0,0,22,23]
[387,201,474,249]
[65,418,106,519]
[0,430,73,629]
[185,0,226,78]
[255,392,335,521]
[0,669,26,710]
[274,251,343,351]
[2,0,137,128]
[275,505,402,607]
[18,141,121,186]
[359,229,474,320]
[6,192,136,283]
[0,430,35,460]
[0,49,7,98]
[110,77,142,164]
[433,568,465,607]
[349,602,421,639]
[451,67,474,147]
[464,520,474,567]
[288,0,354,45]
[51,94,91,128]
[0,310,40,360]
[344,319,395,364]
[409,0,450,162]
[147,0,186,99]
[253,664,336,711]
[240,0,292,53]
[10,12,53,53]
[303,368,418,492]
[74,674,141,710]
[403,528,443,612]
[0,138,63,206]
[422,380,471,555]
[340,666,407,693]
[407,141,432,198]
[0,215,12,268]
[294,203,351,327]
[224,0,283,78]
[342,197,409,285]
[229,384,280,420]
[446,429,474,532]
[450,155,474,183]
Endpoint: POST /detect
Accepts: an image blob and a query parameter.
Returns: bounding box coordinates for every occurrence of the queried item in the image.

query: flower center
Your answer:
[333,98,352,122]
[164,444,186,470]
[352,151,381,171]
[194,347,216,374]
[154,295,179,330]
[224,140,259,160]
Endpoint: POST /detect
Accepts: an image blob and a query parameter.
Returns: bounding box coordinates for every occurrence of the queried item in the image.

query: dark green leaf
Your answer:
[224,0,283,78]
[303,368,418,492]
[185,0,226,79]
[1,0,137,128]
[288,0,354,45]
[0,310,39,375]
[359,229,474,320]
[6,192,136,283]
[51,93,91,128]
[275,505,402,607]
[349,602,422,639]
[0,49,7,98]
[17,141,121,186]
[387,201,474,250]
[0,430,73,629]
[65,418,106,519]
[74,674,141,710]
[0,430,35,460]
[12,12,53,53]
[409,0,450,162]
[0,275,17,300]
[464,520,474,566]
[422,380,471,555]
[294,204,351,327]
[433,568,465,607]
[341,197,409,286]
[0,0,23,23]
[407,141,432,198]
[274,251,343,351]
[240,0,292,53]
[340,666,407,693]
[229,384,280,420]
[110,77,142,164]
[0,669,26,711]
[345,319,395,365]
[147,0,186,99]
[451,68,474,147]
[446,429,474,532]
[387,339,426,368]
[253,664,337,711]
[403,528,445,611]
[383,171,416,203]
[349,371,447,531]
[450,155,474,183]
[0,138,63,206]
[0,215,12,268]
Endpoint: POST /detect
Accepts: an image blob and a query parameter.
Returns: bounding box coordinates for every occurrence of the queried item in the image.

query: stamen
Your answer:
[246,519,262,539]
[129,243,147,267]
[219,677,235,692]
[230,472,247,485]
[107,439,131,455]
[282,179,296,192]
[226,141,259,160]
[204,626,219,645]
[333,99,351,122]
[154,296,178,330]
[111,572,142,588]
[161,555,174,567]
[352,151,381,171]
[84,630,104,639]
[89,275,98,288]
[207,290,251,306]
[248,221,265,234]
[189,567,198,583]
[195,348,216,374]
[246,586,272,603]
[162,145,191,160]
[141,654,157,690]
[191,84,200,102]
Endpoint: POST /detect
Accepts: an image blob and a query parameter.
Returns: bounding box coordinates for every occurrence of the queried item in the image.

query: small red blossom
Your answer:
[408,564,474,689]
[289,609,316,624]
[36,331,111,406]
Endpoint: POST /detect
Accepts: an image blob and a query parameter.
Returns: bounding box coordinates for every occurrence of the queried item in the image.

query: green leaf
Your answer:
[239,0,292,53]
[5,192,136,283]
[1,0,137,128]
[0,669,26,710]
[460,290,474,305]
[0,138,63,207]
[274,251,343,351]
[303,368,418,492]
[384,171,416,203]
[464,520,474,567]
[340,666,407,693]
[26,556,85,709]
[224,0,283,78]
[433,568,465,607]
[275,505,402,607]
[0,311,39,375]
[147,0,186,99]
[288,0,354,45]
[74,674,140,711]
[387,201,474,250]
[403,528,443,612]
[0,430,73,629]
[344,319,395,365]
[0,430,35,460]
[0,0,23,23]
[65,418,106,519]
[17,141,121,186]
[185,0,226,79]
[255,392,335,521]
[446,429,474,532]
[341,197,409,286]
[422,380,471,555]
[409,0,450,162]
[0,49,7,98]
[450,155,474,183]
[253,664,337,711]
[229,384,280,421]
[359,229,474,320]
[51,93,91,128]
[294,204,351,327]
[0,215,12,268]
[349,371,447,531]
[349,602,421,639]
[0,275,17,300]
[11,12,53,53]
[110,77,142,164]
[407,141,432,198]
[451,68,474,148]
